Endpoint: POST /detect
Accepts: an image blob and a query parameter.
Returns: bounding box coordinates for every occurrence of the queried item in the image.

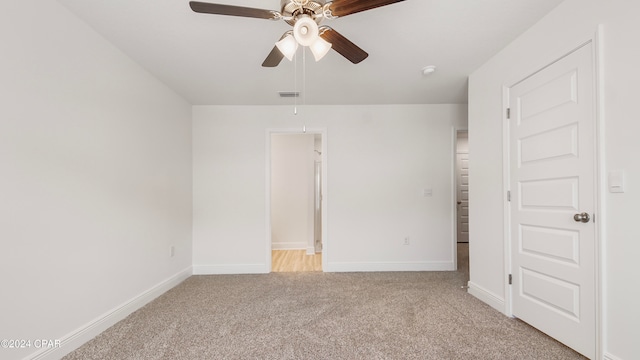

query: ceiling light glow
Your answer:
[293,16,319,46]
[309,37,332,61]
[276,33,299,61]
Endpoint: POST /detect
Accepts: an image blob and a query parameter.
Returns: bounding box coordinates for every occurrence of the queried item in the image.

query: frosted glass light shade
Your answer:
[309,37,332,61]
[293,16,319,46]
[275,34,298,61]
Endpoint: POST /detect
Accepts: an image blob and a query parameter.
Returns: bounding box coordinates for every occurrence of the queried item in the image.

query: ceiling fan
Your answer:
[189,0,406,67]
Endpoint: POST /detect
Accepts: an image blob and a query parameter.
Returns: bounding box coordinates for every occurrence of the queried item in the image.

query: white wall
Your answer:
[0,1,192,359]
[193,104,468,274]
[468,0,640,359]
[271,134,315,250]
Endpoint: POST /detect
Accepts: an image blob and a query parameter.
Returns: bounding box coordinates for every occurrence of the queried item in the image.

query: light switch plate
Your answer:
[608,170,625,193]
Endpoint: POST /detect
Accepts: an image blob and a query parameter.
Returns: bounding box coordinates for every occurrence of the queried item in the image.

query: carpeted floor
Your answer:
[63,244,586,359]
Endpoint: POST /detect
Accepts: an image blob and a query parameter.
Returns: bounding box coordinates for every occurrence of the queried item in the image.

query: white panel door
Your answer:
[509,43,596,359]
[456,153,469,242]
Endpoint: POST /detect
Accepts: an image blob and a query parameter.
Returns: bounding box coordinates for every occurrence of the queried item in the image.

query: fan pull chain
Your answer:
[294,48,297,115]
[303,47,306,107]
[302,47,307,132]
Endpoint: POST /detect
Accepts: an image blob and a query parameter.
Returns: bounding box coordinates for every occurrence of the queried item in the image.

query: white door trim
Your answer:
[501,30,604,359]
[265,128,328,273]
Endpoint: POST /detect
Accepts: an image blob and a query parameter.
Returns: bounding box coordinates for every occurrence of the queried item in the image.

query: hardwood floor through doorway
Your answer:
[272,250,322,272]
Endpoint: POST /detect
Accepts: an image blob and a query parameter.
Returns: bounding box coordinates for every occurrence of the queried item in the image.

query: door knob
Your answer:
[573,212,590,223]
[457,201,462,205]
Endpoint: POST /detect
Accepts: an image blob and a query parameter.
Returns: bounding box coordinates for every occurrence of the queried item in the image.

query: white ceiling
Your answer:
[57,0,564,105]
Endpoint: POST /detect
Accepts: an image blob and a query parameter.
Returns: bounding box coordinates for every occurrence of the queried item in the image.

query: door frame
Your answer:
[501,29,604,358]
[265,128,328,272]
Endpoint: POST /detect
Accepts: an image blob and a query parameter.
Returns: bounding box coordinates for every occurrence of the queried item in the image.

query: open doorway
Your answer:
[269,132,324,272]
[456,130,469,243]
[455,130,469,278]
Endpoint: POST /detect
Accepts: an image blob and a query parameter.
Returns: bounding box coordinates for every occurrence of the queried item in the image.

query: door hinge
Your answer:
[508,274,513,285]
[506,108,511,119]
[507,191,511,202]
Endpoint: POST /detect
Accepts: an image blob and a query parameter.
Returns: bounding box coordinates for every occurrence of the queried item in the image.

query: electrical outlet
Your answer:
[404,237,410,245]
[170,246,175,258]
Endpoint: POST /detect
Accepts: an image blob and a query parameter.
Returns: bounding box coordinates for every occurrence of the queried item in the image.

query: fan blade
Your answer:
[262,46,285,67]
[327,0,406,17]
[189,1,279,20]
[319,27,368,64]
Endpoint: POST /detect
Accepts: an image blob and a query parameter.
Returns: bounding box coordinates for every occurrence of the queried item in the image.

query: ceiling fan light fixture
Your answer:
[189,0,408,67]
[275,33,299,61]
[309,37,332,61]
[293,15,319,47]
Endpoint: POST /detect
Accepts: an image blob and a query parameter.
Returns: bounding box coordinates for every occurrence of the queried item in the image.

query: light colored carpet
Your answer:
[63,244,585,359]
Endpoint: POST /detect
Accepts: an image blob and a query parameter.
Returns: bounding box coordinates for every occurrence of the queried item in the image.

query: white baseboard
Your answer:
[193,263,268,274]
[604,352,624,360]
[467,281,506,314]
[325,261,455,272]
[271,242,307,250]
[26,267,192,360]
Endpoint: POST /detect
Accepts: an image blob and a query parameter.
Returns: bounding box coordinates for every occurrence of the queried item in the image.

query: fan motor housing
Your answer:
[281,0,325,26]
